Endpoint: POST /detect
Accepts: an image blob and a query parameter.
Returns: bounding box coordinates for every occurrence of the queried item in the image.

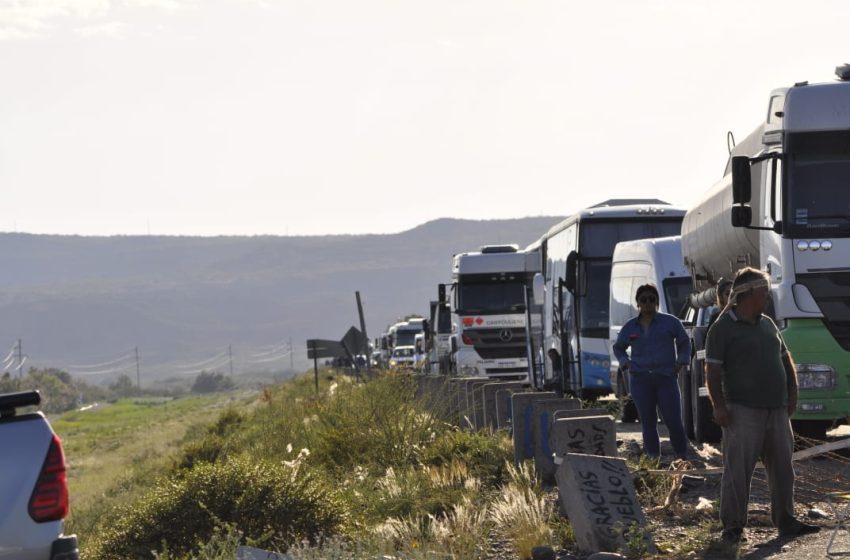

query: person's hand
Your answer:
[787,394,798,418]
[712,404,730,427]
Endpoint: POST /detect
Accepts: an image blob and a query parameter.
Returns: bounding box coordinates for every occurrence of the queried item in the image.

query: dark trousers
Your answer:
[629,371,689,458]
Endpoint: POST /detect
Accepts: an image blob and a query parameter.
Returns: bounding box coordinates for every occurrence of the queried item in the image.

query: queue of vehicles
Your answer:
[381,65,850,442]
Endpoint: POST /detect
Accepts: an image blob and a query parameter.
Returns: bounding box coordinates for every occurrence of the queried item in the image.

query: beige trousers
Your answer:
[720,403,796,532]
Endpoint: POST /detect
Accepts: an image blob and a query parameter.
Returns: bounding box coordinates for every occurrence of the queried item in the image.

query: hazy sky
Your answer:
[2,0,849,236]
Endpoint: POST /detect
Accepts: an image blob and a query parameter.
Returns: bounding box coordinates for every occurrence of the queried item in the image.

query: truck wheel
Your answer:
[693,396,721,444]
[679,369,694,439]
[791,419,830,442]
[621,397,639,423]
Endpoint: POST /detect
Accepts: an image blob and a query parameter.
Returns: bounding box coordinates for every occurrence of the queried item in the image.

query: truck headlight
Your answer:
[796,364,836,390]
[460,365,480,376]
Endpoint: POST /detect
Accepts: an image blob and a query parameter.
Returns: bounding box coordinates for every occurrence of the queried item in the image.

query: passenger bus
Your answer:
[531,199,686,397]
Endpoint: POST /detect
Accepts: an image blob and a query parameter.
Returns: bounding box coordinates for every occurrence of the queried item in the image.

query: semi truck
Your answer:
[681,64,850,439]
[531,200,686,398]
[450,244,540,380]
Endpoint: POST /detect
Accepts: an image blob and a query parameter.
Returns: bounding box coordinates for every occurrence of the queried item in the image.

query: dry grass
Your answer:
[490,462,555,559]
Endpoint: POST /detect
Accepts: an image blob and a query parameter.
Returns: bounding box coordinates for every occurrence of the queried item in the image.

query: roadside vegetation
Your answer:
[55,367,734,559]
[63,370,568,559]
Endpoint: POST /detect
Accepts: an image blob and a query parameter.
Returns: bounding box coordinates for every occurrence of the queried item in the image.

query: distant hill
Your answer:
[0,217,563,382]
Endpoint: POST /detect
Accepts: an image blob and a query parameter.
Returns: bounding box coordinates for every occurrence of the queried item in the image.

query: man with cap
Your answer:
[705,266,820,543]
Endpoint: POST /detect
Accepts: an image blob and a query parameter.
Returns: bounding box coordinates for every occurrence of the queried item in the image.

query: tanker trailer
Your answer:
[681,64,850,440]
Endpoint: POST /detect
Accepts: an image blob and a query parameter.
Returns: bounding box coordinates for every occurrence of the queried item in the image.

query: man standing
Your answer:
[705,267,820,543]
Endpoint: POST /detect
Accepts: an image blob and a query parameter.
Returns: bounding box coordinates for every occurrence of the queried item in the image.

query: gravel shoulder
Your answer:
[580,421,850,559]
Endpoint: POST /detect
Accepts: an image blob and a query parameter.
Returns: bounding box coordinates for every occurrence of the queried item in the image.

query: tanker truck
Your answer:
[681,64,850,440]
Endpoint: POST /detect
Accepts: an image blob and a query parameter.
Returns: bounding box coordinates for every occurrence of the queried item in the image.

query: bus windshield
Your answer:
[580,220,682,257]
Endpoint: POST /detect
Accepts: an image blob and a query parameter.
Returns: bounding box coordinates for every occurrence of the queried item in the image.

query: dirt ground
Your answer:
[600,422,850,559]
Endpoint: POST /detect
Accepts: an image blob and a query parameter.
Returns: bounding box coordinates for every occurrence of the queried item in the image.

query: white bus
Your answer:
[531,200,686,397]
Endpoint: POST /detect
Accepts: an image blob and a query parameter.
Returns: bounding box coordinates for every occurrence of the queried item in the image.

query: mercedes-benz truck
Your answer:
[451,244,540,380]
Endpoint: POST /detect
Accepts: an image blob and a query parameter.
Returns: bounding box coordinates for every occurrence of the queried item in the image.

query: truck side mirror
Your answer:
[438,283,446,303]
[731,156,752,204]
[532,273,544,304]
[731,206,753,227]
[450,336,457,354]
[565,251,578,294]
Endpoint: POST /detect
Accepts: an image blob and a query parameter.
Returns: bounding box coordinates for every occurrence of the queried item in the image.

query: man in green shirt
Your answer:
[705,267,820,544]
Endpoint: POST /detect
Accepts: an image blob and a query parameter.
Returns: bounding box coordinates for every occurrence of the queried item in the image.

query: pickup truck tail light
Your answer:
[29,434,69,522]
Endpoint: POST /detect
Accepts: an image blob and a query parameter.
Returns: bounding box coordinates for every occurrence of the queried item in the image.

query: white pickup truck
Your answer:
[0,391,78,560]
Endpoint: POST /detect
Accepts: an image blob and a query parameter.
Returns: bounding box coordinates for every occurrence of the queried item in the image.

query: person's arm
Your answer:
[612,322,632,370]
[704,319,728,426]
[783,352,798,418]
[672,317,691,373]
[705,362,729,426]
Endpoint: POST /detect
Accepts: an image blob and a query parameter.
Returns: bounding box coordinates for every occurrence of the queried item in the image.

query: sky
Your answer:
[2,0,849,237]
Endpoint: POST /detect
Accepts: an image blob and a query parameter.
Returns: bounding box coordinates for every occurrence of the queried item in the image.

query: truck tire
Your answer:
[691,356,721,443]
[616,369,638,423]
[621,397,639,423]
[679,368,694,439]
[791,419,830,442]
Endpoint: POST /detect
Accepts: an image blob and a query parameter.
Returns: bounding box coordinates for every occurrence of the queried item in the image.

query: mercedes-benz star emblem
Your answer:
[499,329,513,342]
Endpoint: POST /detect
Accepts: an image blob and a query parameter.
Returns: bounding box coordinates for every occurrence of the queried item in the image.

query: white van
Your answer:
[608,236,691,420]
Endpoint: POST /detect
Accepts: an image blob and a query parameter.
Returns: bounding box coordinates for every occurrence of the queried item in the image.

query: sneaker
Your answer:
[779,520,821,538]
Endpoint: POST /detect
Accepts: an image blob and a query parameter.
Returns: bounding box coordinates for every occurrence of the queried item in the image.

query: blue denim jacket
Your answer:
[612,312,691,376]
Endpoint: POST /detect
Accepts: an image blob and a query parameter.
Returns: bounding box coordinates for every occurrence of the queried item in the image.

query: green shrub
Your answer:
[308,373,443,472]
[87,456,346,559]
[420,429,513,487]
[175,408,246,469]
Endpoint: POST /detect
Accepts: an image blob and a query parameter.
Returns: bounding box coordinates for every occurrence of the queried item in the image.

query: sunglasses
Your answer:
[638,295,657,304]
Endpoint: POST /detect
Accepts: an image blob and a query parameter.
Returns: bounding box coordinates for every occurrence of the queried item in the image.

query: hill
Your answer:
[0,216,563,380]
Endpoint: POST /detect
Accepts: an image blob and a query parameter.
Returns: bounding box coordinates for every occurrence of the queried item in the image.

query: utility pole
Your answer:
[228,345,234,376]
[135,347,141,388]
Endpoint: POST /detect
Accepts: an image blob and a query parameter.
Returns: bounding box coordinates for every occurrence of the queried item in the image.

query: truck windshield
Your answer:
[458,276,525,314]
[663,277,692,319]
[395,332,417,346]
[578,260,612,338]
[786,130,850,236]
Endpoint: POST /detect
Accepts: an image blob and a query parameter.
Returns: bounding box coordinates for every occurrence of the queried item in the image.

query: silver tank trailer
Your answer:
[682,127,768,292]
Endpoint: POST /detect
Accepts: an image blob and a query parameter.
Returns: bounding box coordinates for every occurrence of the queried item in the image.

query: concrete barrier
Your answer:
[461,379,488,430]
[481,382,526,430]
[551,415,618,459]
[532,398,581,483]
[510,392,558,466]
[555,454,654,554]
[552,408,609,422]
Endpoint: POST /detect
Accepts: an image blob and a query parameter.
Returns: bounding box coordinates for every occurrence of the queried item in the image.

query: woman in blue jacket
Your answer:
[613,284,691,460]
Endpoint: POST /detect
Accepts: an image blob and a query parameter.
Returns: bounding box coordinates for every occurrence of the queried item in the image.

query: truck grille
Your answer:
[475,346,528,359]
